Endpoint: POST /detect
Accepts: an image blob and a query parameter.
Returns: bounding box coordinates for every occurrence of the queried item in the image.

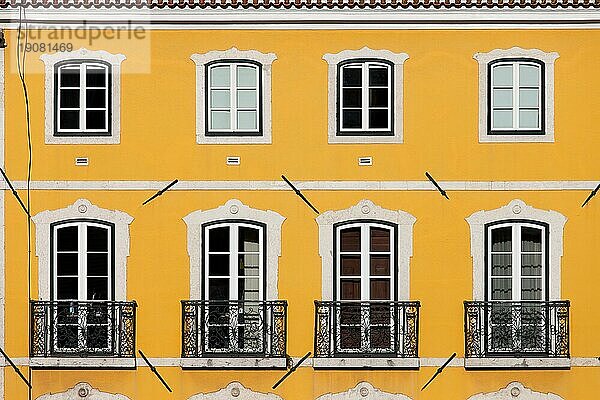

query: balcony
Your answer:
[181,300,288,368]
[464,301,570,369]
[30,301,137,368]
[313,301,420,368]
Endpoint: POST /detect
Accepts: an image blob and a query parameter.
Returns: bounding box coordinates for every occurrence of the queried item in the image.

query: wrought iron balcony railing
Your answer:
[314,301,420,358]
[181,300,287,358]
[30,301,137,358]
[464,301,570,358]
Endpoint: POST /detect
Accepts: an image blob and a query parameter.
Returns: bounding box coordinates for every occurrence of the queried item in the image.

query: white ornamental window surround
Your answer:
[188,382,282,400]
[32,199,133,301]
[474,47,559,143]
[316,382,413,400]
[191,48,277,145]
[323,47,409,144]
[36,382,131,400]
[467,382,564,400]
[40,48,125,144]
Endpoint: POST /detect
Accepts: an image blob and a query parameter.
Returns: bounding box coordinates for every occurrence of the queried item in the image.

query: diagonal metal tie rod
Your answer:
[142,179,179,206]
[138,350,172,392]
[581,182,600,207]
[0,167,30,217]
[0,347,31,388]
[281,175,320,214]
[421,352,456,391]
[272,352,311,389]
[425,172,449,200]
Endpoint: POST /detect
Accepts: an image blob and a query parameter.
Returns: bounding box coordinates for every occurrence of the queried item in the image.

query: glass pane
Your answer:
[86,89,106,108]
[60,110,80,130]
[57,226,78,251]
[208,254,229,276]
[370,279,390,300]
[86,65,107,87]
[239,226,260,252]
[60,67,80,87]
[369,88,388,107]
[210,89,230,108]
[56,277,78,300]
[519,88,539,107]
[371,326,391,349]
[87,226,108,251]
[340,326,361,349]
[369,67,388,87]
[57,326,78,348]
[87,325,109,349]
[492,64,513,86]
[57,253,78,276]
[342,110,361,129]
[492,88,513,107]
[519,64,540,86]
[210,66,230,87]
[238,278,259,301]
[369,109,388,129]
[209,226,230,252]
[342,88,361,108]
[208,326,229,349]
[370,255,390,276]
[209,278,229,300]
[491,227,512,251]
[237,66,257,87]
[237,111,257,130]
[340,279,361,300]
[340,227,361,252]
[87,253,108,276]
[239,254,259,276]
[491,254,512,276]
[519,110,539,129]
[211,111,231,130]
[370,227,390,252]
[342,67,361,87]
[340,255,360,276]
[87,277,108,300]
[60,89,80,108]
[492,110,513,129]
[237,90,257,108]
[491,278,512,300]
[522,254,543,276]
[521,278,542,300]
[522,227,542,251]
[86,110,106,130]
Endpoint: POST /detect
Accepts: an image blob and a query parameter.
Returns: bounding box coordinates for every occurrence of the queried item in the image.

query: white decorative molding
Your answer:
[464,357,570,369]
[181,357,286,369]
[30,357,136,369]
[190,48,277,145]
[183,199,285,300]
[188,382,282,400]
[316,382,412,400]
[31,199,134,301]
[467,382,564,400]
[316,199,416,301]
[466,199,566,301]
[36,382,131,400]
[40,48,126,145]
[322,47,409,144]
[473,47,559,143]
[313,358,419,369]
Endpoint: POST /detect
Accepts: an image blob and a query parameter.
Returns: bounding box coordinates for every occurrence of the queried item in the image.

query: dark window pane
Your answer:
[57,325,78,349]
[371,326,391,349]
[60,68,80,87]
[370,279,390,300]
[239,254,259,277]
[369,88,388,107]
[87,253,108,276]
[492,227,512,252]
[86,110,106,130]
[368,109,388,129]
[57,304,78,324]
[56,277,78,300]
[522,226,542,252]
[342,110,361,129]
[340,326,361,350]
[340,279,361,300]
[369,67,388,86]
[209,278,229,300]
[60,89,80,108]
[370,255,390,276]
[57,226,78,251]
[87,226,108,251]
[57,253,78,276]
[86,89,106,108]
[238,278,260,302]
[208,326,230,349]
[86,325,109,349]
[208,254,229,276]
[86,304,109,325]
[208,226,229,252]
[86,67,107,87]
[339,304,360,324]
[370,227,390,251]
[342,67,361,87]
[341,255,360,276]
[340,227,361,251]
[342,88,361,107]
[239,226,260,252]
[60,110,80,130]
[87,277,108,300]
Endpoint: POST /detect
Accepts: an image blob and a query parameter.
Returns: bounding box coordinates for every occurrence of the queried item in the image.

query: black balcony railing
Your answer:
[181,300,287,358]
[464,301,570,358]
[314,301,420,358]
[30,301,137,358]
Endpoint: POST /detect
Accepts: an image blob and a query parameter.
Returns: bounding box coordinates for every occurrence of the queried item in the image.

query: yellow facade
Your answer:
[1,8,600,400]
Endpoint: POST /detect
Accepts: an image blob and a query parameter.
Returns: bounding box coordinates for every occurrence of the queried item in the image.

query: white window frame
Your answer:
[474,47,559,143]
[191,48,276,145]
[40,48,125,144]
[323,47,408,144]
